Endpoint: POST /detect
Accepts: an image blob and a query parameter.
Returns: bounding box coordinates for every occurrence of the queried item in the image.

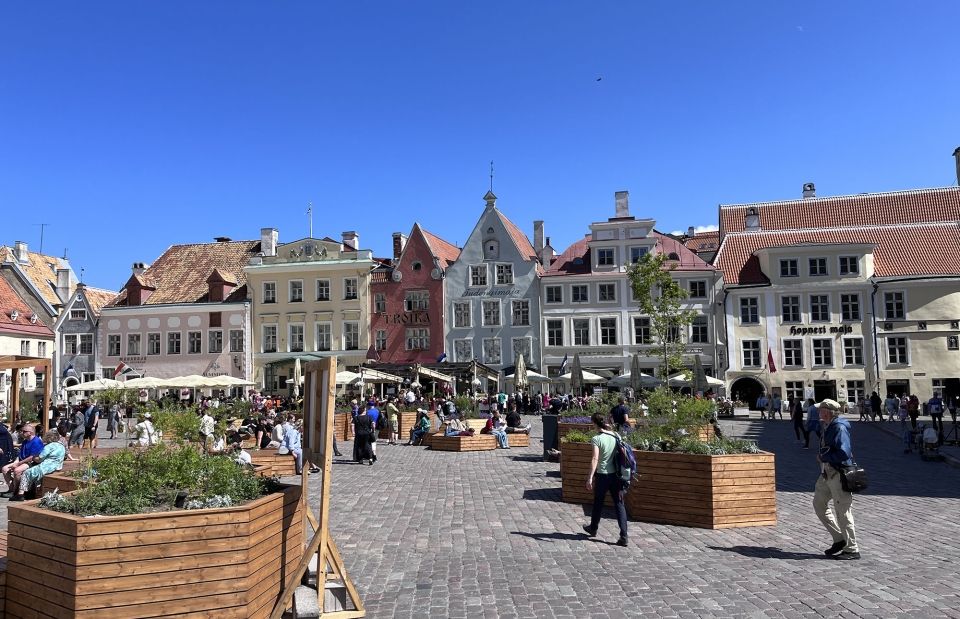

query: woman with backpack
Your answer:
[581,412,628,547]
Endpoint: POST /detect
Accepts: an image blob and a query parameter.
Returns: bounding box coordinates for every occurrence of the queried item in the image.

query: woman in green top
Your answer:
[582,412,628,546]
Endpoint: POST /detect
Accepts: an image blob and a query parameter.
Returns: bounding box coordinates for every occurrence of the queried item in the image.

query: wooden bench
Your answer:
[428,433,498,452]
[0,530,7,617]
[250,449,299,477]
[505,432,530,447]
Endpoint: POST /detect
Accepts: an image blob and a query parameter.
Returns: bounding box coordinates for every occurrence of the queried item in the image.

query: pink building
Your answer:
[370,224,460,364]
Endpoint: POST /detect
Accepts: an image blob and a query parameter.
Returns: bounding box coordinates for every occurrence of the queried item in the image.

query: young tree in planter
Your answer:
[627,252,696,380]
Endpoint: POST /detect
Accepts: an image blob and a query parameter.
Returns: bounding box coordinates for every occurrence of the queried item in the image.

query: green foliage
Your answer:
[561,429,597,443]
[627,252,697,379]
[45,444,268,516]
[99,388,137,408]
[453,396,476,418]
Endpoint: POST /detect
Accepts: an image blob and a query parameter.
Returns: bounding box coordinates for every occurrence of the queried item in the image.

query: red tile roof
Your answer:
[80,286,118,316]
[0,276,53,337]
[543,235,591,276]
[720,186,960,235]
[716,223,960,285]
[683,230,720,253]
[419,226,461,267]
[109,240,260,306]
[544,232,715,277]
[0,246,71,308]
[497,210,539,262]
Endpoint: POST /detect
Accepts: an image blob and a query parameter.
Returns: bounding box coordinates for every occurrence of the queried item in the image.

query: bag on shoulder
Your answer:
[610,432,638,489]
[838,462,868,493]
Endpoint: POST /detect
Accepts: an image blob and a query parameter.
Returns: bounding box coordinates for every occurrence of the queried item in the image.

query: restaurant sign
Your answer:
[788,324,854,337]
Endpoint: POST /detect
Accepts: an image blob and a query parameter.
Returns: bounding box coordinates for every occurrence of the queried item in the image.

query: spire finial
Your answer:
[489,160,494,192]
[307,202,313,238]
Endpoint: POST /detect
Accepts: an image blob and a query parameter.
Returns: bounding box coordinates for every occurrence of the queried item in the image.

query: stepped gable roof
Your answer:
[0,275,53,337]
[716,223,960,285]
[80,286,118,316]
[109,240,259,306]
[418,225,461,267]
[544,231,714,277]
[719,186,960,235]
[684,230,720,253]
[0,246,70,308]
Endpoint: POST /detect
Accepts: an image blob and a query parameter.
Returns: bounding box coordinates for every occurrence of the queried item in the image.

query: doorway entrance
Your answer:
[730,377,765,409]
[814,380,837,403]
[886,379,910,398]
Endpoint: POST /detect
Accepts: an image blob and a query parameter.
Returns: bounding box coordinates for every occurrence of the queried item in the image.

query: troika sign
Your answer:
[383,311,430,325]
[788,325,854,336]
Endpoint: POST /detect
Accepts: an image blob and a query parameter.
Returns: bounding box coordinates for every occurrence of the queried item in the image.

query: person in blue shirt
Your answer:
[1,423,43,497]
[756,393,770,419]
[281,414,303,475]
[366,401,380,463]
[813,399,860,561]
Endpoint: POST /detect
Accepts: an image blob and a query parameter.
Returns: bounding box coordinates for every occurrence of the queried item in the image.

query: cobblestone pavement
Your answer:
[312,417,960,618]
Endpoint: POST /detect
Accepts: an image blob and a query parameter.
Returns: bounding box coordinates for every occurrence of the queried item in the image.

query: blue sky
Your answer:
[3,2,958,291]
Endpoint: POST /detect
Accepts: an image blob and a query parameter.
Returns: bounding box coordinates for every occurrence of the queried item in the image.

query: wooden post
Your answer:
[40,360,51,433]
[10,367,20,428]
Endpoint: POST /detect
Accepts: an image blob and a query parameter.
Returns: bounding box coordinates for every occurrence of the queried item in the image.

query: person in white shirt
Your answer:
[132,413,158,447]
[199,410,215,447]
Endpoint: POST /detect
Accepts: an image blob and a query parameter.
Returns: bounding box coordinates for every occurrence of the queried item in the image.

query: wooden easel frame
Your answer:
[271,356,365,618]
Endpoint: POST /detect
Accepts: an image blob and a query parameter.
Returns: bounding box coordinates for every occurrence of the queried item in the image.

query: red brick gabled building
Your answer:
[370,224,460,364]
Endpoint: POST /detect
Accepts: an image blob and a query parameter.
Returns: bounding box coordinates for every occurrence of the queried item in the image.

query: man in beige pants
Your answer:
[813,398,860,560]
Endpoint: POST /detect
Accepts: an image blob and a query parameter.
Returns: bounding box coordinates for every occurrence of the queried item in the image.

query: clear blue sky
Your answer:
[3,2,958,291]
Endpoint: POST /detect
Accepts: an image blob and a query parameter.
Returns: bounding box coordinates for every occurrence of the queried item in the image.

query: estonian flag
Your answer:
[436,352,447,363]
[559,354,569,375]
[63,364,77,379]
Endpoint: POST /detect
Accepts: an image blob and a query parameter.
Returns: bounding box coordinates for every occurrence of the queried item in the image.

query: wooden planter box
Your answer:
[41,472,79,495]
[428,433,498,452]
[559,441,611,507]
[250,448,298,477]
[626,451,776,529]
[5,484,304,618]
[333,412,354,441]
[505,432,530,448]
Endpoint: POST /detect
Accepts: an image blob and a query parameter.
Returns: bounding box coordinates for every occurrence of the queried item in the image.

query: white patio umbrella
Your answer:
[292,357,302,397]
[559,369,607,384]
[505,369,550,382]
[122,376,174,389]
[203,375,255,387]
[513,354,528,391]
[64,378,124,392]
[608,372,660,388]
[668,373,723,388]
[335,370,361,385]
[630,354,644,393]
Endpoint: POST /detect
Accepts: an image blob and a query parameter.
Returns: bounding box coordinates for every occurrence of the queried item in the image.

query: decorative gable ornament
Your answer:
[392,271,403,282]
[10,310,19,321]
[29,313,38,324]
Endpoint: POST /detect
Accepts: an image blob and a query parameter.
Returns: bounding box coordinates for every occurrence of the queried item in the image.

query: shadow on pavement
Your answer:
[510,454,544,463]
[706,545,826,561]
[511,530,618,545]
[521,487,562,502]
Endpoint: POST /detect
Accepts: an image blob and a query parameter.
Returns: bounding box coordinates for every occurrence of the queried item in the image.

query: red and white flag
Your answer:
[767,349,777,373]
[114,362,135,378]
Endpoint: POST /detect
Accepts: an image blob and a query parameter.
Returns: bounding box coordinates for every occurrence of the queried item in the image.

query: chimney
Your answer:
[614,191,630,218]
[533,221,545,253]
[13,241,28,264]
[392,232,407,260]
[132,262,147,276]
[687,226,695,238]
[214,236,232,243]
[56,267,74,304]
[744,207,761,232]
[953,147,960,186]
[260,228,278,257]
[802,182,816,199]
[342,231,359,251]
[540,236,556,265]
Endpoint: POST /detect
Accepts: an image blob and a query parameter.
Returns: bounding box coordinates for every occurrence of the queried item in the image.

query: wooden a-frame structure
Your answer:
[0,355,52,433]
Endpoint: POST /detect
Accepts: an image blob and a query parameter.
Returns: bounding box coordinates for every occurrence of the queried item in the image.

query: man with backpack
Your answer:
[582,412,629,546]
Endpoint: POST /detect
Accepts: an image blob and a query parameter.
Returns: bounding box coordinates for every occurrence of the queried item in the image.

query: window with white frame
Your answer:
[812,339,833,366]
[482,300,500,326]
[887,336,908,365]
[316,279,330,301]
[69,303,87,320]
[38,342,47,357]
[847,380,865,404]
[453,301,471,328]
[209,330,223,354]
[144,333,160,355]
[545,285,563,304]
[188,331,202,354]
[599,317,618,346]
[781,296,801,323]
[81,372,95,383]
[343,322,360,350]
[810,295,830,322]
[262,325,277,353]
[263,282,276,304]
[884,291,905,319]
[375,330,387,351]
[596,248,615,266]
[633,317,651,344]
[840,294,861,321]
[839,256,859,276]
[665,324,681,343]
[127,333,140,357]
[108,334,121,356]
[164,332,180,355]
[512,337,532,364]
[780,259,798,278]
[742,340,761,367]
[690,316,709,343]
[454,339,473,362]
[482,338,501,365]
[843,337,863,366]
[809,257,828,276]
[785,380,804,403]
[689,280,706,298]
[405,328,429,350]
[316,323,331,351]
[546,319,563,347]
[374,293,386,314]
[573,318,590,346]
[598,283,617,302]
[740,297,759,324]
[495,264,513,285]
[289,280,303,303]
[511,300,530,326]
[63,334,78,355]
[571,285,589,303]
[783,339,803,367]
[629,247,648,263]
[229,330,243,352]
[343,278,358,300]
[470,265,487,287]
[405,290,429,311]
[77,334,92,355]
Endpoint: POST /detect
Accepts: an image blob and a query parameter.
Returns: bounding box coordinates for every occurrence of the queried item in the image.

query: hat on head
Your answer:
[350,399,357,405]
[817,398,842,412]
[417,408,428,414]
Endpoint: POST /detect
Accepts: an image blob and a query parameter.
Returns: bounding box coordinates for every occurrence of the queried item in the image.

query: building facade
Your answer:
[245,229,375,393]
[715,184,960,406]
[370,224,460,364]
[541,191,721,379]
[100,239,259,383]
[444,191,545,373]
[52,284,118,399]
[0,274,54,408]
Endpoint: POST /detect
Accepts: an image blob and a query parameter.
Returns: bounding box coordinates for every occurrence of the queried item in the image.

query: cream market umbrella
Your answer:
[668,373,723,388]
[335,370,361,385]
[64,377,124,392]
[559,369,607,384]
[630,354,644,393]
[513,354,528,391]
[203,375,255,387]
[292,357,302,397]
[506,369,549,382]
[608,372,660,389]
[693,356,708,395]
[122,376,174,389]
[570,353,583,394]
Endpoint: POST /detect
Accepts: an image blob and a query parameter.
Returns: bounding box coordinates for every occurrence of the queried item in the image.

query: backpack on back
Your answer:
[605,431,638,489]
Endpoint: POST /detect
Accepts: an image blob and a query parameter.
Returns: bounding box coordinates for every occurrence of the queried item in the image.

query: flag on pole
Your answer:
[114,362,135,378]
[436,352,447,363]
[559,354,569,375]
[767,349,777,373]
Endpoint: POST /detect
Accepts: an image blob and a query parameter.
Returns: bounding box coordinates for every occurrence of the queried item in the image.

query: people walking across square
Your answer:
[813,399,860,561]
[582,412,628,547]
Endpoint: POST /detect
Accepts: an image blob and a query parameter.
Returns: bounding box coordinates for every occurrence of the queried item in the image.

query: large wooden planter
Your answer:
[559,441,611,507]
[333,412,354,441]
[5,484,304,618]
[377,410,422,440]
[250,448,298,477]
[42,464,273,496]
[626,451,776,529]
[505,432,530,448]
[428,433,498,452]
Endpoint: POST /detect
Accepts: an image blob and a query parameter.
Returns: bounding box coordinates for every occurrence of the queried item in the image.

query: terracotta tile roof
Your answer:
[109,240,260,306]
[720,186,960,235]
[0,275,53,337]
[716,223,960,285]
[496,209,539,262]
[683,230,720,253]
[0,246,70,308]
[80,286,118,316]
[544,232,715,277]
[419,226,461,267]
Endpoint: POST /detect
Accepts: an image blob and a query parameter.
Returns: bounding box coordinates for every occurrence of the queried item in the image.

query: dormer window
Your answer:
[744,207,760,231]
[70,302,88,321]
[484,240,499,260]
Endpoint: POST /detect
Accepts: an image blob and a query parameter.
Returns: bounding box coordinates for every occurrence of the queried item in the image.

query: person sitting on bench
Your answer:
[505,408,531,434]
[445,415,474,437]
[406,410,431,445]
[483,412,510,449]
